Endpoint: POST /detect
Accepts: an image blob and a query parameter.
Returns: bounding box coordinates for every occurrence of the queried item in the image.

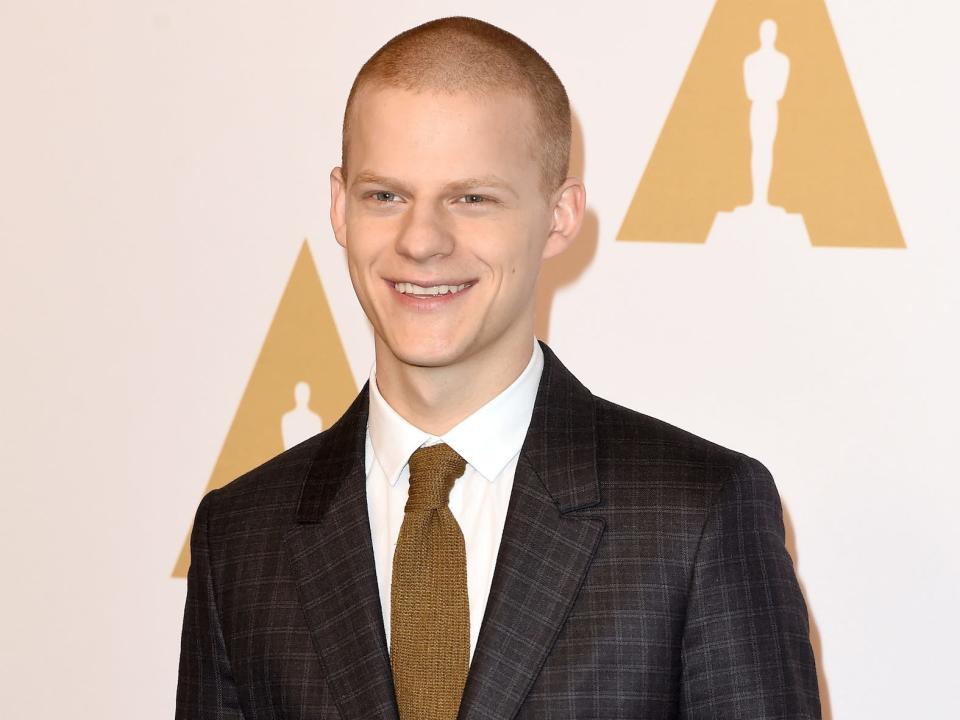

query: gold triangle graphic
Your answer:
[173,240,358,577]
[617,0,904,248]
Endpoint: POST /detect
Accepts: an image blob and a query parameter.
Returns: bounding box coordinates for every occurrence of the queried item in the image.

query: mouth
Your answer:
[387,280,476,300]
[385,279,477,312]
[391,280,473,297]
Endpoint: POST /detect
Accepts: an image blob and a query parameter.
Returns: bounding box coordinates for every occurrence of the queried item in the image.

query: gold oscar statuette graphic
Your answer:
[618,0,904,248]
[173,239,357,577]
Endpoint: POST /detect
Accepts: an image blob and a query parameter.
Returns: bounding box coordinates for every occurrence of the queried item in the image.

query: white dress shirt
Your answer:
[364,339,544,665]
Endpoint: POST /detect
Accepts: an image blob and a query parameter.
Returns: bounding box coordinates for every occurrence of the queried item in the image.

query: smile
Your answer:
[391,280,474,298]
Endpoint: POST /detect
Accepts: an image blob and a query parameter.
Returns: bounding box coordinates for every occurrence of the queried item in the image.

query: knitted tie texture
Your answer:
[391,442,469,720]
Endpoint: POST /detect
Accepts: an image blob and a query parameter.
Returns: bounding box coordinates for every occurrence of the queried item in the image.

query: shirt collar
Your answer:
[367,339,544,485]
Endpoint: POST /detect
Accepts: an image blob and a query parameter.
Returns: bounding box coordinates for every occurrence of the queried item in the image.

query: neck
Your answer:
[373,331,536,436]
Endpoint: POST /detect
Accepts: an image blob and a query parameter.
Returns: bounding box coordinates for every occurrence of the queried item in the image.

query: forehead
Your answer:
[346,86,539,183]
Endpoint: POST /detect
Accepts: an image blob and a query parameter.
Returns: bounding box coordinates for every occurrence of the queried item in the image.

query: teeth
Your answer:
[394,281,471,296]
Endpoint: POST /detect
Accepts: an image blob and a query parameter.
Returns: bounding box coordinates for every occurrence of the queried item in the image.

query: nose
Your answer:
[394,200,455,262]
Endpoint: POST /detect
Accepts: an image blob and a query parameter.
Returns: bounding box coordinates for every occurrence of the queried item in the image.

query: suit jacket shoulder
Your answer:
[594,393,743,463]
[592,393,779,507]
[200,384,370,531]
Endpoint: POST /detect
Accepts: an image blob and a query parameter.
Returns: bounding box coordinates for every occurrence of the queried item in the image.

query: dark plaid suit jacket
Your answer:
[177,341,820,719]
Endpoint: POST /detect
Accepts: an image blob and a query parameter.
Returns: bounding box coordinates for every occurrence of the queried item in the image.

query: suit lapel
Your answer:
[282,384,400,720]
[457,342,607,720]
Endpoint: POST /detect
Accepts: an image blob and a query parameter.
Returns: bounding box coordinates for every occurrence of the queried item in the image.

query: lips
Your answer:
[392,280,472,297]
[385,278,476,306]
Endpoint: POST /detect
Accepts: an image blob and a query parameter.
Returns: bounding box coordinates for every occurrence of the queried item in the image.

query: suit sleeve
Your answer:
[175,489,246,719]
[678,455,821,719]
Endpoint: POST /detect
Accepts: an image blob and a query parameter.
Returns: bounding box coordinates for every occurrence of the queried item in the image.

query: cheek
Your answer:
[345,224,390,272]
[489,241,542,300]
[344,245,382,306]
[476,214,542,264]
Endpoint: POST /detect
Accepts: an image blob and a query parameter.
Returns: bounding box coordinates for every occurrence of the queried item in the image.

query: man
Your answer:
[176,16,820,720]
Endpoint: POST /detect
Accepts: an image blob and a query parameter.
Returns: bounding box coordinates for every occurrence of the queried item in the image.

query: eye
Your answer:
[371,191,401,203]
[459,194,487,204]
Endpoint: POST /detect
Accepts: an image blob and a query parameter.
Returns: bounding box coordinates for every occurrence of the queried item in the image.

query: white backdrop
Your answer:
[1,1,958,718]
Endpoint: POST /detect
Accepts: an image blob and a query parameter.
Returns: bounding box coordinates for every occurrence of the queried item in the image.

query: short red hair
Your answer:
[341,16,571,195]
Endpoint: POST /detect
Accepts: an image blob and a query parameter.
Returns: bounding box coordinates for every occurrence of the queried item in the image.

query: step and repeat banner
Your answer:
[2,1,957,718]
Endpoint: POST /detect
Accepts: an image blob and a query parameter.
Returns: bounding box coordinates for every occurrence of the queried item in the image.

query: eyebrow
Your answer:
[351,172,518,199]
[351,172,412,194]
[445,176,518,199]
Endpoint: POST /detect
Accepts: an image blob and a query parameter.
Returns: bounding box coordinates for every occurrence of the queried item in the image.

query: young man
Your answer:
[176,16,821,720]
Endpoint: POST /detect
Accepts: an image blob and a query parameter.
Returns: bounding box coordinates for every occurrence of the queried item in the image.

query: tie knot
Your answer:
[405,443,466,512]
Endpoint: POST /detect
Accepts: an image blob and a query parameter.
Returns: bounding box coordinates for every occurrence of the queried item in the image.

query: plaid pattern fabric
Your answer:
[176,341,820,719]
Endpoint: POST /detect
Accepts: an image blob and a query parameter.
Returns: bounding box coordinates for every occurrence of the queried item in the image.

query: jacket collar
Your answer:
[519,340,600,512]
[293,382,369,523]
[294,339,599,523]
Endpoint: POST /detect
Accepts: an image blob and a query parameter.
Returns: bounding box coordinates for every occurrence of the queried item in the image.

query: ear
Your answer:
[330,166,348,248]
[542,177,586,260]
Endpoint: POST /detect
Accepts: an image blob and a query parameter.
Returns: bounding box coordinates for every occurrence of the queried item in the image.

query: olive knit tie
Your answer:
[391,442,469,720]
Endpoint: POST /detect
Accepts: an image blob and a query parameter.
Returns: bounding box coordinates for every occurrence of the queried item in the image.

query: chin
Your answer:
[393,345,464,369]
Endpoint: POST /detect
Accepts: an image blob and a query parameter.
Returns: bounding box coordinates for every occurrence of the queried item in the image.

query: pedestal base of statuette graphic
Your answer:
[707,204,810,251]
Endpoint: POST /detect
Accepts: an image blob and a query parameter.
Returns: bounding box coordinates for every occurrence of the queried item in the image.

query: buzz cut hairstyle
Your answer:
[340,16,572,197]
